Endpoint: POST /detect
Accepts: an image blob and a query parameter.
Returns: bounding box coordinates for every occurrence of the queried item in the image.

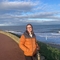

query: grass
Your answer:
[37,41,60,60]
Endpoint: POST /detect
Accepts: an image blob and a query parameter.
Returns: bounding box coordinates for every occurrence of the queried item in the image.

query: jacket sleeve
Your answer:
[36,43,40,50]
[19,35,27,52]
[35,38,40,50]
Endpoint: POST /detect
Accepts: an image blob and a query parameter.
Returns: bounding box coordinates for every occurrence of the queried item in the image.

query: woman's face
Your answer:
[26,25,32,33]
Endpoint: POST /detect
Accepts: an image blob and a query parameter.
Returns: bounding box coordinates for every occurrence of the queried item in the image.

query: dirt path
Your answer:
[0,33,25,60]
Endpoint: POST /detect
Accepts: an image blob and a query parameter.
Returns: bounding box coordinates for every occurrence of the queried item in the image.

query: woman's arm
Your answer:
[19,35,27,52]
[35,38,40,50]
[36,43,40,50]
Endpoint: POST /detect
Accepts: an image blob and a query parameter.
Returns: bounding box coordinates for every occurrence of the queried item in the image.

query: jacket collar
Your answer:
[23,31,36,38]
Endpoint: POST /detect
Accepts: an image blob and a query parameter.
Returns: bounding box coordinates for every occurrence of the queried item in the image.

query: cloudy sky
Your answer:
[0,0,60,26]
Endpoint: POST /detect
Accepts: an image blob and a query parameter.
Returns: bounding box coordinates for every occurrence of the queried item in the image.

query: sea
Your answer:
[0,24,60,45]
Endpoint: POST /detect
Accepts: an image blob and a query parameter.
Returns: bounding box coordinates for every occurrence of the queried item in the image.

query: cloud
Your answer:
[0,0,60,26]
[0,1,37,14]
[0,12,60,21]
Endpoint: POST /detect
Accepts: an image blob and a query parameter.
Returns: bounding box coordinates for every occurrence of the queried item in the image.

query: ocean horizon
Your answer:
[0,24,60,45]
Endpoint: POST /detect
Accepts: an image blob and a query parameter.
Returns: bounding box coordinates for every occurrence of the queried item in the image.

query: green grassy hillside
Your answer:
[37,41,60,60]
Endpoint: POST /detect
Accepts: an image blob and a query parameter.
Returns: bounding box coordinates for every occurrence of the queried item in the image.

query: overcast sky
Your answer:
[0,0,60,26]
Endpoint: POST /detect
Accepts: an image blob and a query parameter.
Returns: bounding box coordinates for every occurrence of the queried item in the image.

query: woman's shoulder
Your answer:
[20,34,26,39]
[21,32,27,37]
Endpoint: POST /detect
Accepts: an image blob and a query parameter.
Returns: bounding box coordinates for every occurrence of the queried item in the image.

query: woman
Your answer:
[19,24,40,60]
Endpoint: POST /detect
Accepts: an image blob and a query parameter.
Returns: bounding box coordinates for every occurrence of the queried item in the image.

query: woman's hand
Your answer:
[37,47,40,51]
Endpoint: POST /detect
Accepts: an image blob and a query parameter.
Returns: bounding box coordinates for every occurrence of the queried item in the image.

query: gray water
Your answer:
[0,24,60,45]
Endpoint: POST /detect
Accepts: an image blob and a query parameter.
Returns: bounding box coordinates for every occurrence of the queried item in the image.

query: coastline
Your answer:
[0,30,60,50]
[6,30,60,50]
[0,30,19,44]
